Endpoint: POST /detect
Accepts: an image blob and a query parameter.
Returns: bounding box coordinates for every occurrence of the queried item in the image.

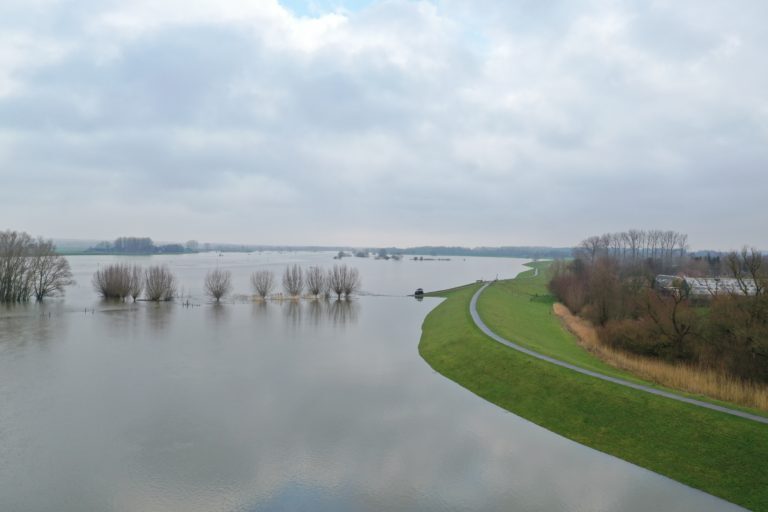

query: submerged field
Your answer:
[419,264,768,511]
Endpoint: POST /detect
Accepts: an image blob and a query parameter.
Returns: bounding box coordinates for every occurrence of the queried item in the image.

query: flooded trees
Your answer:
[282,264,304,297]
[328,264,361,299]
[342,267,360,298]
[93,263,133,300]
[93,264,175,302]
[251,270,275,299]
[204,268,232,302]
[0,231,74,303]
[30,239,75,301]
[128,265,143,302]
[144,265,176,301]
[305,266,326,297]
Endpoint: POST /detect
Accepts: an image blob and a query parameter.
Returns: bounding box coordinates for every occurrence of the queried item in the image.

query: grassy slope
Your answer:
[419,270,768,511]
[478,263,768,417]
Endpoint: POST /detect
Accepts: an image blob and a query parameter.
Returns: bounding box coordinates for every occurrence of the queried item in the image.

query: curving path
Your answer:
[469,283,768,425]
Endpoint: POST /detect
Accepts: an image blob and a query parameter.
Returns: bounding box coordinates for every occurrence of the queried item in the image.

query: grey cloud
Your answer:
[0,0,766,248]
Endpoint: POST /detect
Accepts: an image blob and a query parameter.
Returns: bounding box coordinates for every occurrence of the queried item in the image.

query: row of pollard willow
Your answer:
[251,264,360,301]
[92,263,177,302]
[205,264,361,302]
[92,263,361,303]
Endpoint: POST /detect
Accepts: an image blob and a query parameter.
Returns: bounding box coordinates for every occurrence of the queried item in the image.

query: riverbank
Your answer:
[418,263,768,511]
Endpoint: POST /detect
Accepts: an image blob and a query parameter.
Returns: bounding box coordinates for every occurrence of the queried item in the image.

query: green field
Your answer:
[418,264,768,511]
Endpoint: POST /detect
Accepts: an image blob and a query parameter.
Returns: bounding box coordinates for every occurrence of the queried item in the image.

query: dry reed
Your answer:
[553,303,768,412]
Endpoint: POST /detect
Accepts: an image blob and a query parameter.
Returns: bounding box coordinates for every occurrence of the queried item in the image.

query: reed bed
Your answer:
[553,303,768,412]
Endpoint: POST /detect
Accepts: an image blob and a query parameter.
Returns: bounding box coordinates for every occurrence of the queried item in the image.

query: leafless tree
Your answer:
[577,236,605,263]
[327,264,360,299]
[328,266,345,299]
[305,266,326,297]
[282,264,303,297]
[145,265,176,301]
[204,268,232,302]
[30,238,75,301]
[576,229,689,270]
[342,267,360,298]
[93,263,132,300]
[0,230,35,302]
[128,265,143,302]
[251,270,275,299]
[727,247,765,297]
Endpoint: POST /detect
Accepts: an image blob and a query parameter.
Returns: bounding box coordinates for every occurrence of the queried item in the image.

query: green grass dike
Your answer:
[418,262,768,511]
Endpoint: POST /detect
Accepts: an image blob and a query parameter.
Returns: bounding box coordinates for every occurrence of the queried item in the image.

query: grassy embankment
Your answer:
[479,263,768,414]
[418,262,768,511]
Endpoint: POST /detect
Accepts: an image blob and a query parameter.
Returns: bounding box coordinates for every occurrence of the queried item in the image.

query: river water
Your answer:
[0,253,744,511]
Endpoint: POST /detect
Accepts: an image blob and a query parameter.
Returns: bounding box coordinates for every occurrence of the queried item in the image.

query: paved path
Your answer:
[469,283,768,425]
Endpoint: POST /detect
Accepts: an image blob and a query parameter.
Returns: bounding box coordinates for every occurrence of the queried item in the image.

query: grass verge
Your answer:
[419,269,768,511]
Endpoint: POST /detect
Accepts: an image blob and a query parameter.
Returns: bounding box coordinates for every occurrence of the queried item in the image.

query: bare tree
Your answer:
[305,266,326,297]
[93,263,132,300]
[327,264,360,299]
[577,236,604,264]
[145,265,176,301]
[342,267,361,298]
[282,264,303,297]
[128,265,143,302]
[328,265,345,299]
[251,270,275,299]
[204,268,232,302]
[0,230,35,302]
[29,238,75,301]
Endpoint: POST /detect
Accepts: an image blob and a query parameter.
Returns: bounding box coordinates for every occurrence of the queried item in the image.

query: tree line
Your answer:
[0,230,74,302]
[251,264,360,300]
[576,229,688,265]
[91,263,361,303]
[550,231,768,383]
[88,237,187,254]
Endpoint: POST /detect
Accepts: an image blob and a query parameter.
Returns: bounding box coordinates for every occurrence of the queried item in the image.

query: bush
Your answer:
[251,270,275,298]
[128,265,143,301]
[204,268,232,302]
[282,264,303,297]
[305,266,326,297]
[92,263,132,300]
[328,264,361,299]
[145,265,176,301]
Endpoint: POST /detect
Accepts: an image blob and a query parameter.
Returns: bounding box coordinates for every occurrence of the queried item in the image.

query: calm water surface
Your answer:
[0,253,744,511]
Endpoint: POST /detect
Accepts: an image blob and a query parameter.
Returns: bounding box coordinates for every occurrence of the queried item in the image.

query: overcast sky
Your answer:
[1,0,766,249]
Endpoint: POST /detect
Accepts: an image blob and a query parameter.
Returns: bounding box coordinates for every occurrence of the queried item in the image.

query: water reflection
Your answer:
[251,300,269,321]
[283,300,302,327]
[328,299,358,326]
[146,302,173,333]
[207,303,229,329]
[0,304,60,349]
[306,299,324,326]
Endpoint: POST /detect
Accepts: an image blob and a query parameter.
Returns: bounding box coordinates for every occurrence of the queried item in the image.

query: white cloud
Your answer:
[0,0,767,248]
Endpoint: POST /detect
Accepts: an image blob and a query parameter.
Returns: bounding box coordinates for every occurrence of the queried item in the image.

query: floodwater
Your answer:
[0,253,744,511]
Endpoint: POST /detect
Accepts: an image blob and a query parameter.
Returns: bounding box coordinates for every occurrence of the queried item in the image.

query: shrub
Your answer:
[204,268,232,302]
[145,265,176,302]
[92,263,133,300]
[251,270,275,299]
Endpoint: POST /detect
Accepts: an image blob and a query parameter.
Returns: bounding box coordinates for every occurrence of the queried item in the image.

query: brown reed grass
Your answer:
[553,303,768,412]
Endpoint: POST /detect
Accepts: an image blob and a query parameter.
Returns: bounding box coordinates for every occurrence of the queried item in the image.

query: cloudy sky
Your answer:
[1,0,766,249]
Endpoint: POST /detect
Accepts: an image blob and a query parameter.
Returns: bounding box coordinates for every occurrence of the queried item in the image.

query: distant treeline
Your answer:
[70,239,576,259]
[87,237,189,255]
[398,246,574,259]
